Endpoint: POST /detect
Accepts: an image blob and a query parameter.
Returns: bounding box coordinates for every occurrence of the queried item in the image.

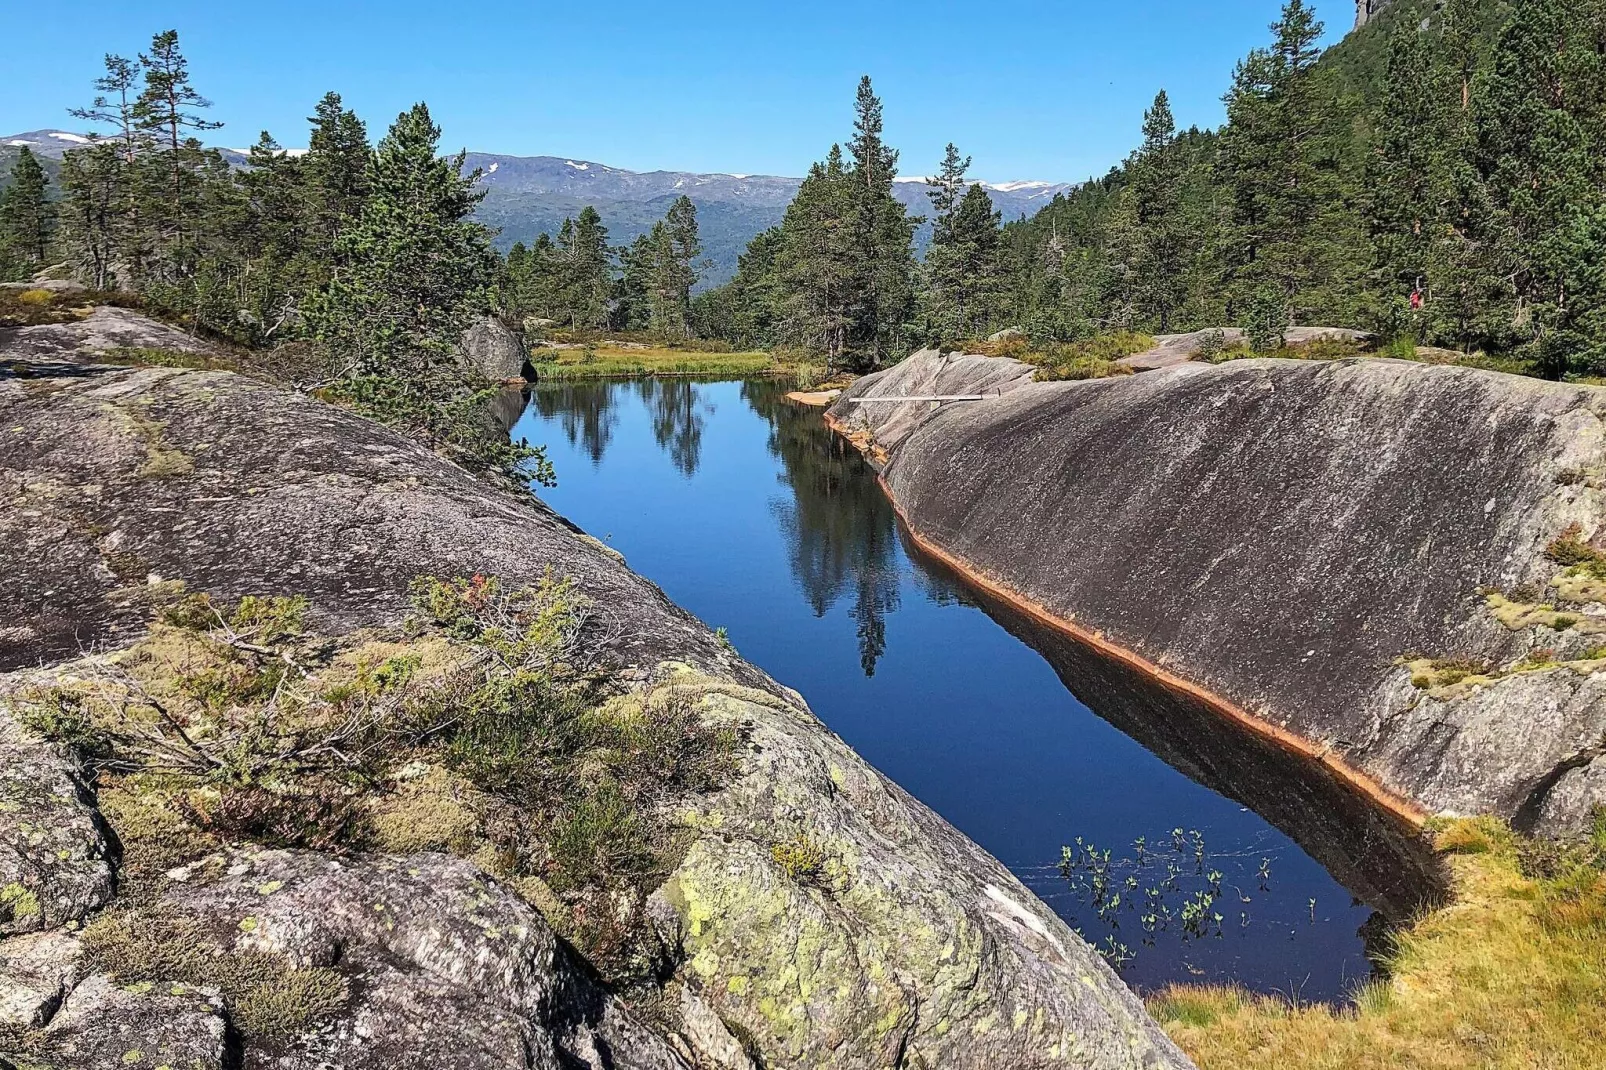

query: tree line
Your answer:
[9,1,1606,381]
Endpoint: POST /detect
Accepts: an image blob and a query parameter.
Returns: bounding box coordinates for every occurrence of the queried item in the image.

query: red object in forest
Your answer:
[1409,289,1424,310]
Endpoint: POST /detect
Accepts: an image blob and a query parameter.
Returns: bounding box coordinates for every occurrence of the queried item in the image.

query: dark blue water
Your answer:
[512,377,1433,1002]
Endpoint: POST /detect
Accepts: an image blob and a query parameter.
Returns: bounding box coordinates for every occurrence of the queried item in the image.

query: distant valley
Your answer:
[3,129,1075,285]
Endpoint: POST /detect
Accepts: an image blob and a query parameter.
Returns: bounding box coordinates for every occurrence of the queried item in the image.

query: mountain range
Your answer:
[3,129,1075,285]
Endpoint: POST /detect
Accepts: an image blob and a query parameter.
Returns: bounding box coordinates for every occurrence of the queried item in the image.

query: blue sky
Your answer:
[3,1,1351,183]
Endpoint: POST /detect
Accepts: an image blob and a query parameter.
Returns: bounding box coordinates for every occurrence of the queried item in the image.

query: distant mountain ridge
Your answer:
[2,129,1075,285]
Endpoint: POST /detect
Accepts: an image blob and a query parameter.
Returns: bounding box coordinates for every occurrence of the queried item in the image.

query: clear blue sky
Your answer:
[3,0,1351,183]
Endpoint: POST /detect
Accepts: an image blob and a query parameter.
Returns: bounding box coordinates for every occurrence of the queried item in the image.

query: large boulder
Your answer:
[836,351,1606,836]
[0,707,113,936]
[461,317,530,382]
[826,347,1036,463]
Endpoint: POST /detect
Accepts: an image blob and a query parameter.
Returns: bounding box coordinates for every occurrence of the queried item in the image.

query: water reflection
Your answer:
[510,376,1428,999]
[637,378,710,477]
[937,559,1447,924]
[742,381,956,676]
[531,382,621,465]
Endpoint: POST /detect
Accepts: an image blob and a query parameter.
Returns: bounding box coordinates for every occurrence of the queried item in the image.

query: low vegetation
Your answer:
[1150,814,1606,1070]
[968,329,1147,381]
[7,573,740,981]
[530,344,780,380]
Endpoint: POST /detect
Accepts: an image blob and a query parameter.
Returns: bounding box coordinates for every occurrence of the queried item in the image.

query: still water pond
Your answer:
[511,377,1434,1002]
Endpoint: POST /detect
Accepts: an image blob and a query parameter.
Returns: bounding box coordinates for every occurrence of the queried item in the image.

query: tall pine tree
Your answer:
[0,148,56,270]
[306,103,495,376]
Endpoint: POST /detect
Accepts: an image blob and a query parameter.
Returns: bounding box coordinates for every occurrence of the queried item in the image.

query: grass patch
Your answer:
[97,346,235,371]
[1150,815,1606,1070]
[81,911,346,1040]
[531,344,781,380]
[966,330,1149,382]
[0,287,141,327]
[1207,336,1374,363]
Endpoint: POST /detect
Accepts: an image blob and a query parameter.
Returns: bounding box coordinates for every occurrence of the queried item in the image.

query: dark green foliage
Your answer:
[920,144,1004,343]
[305,102,494,374]
[696,78,917,371]
[0,148,55,273]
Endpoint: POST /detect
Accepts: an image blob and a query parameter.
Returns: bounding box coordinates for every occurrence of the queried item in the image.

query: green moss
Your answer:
[98,346,233,371]
[770,836,828,884]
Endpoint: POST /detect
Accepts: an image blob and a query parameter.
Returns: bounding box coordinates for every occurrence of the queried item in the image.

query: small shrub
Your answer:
[177,782,369,853]
[10,688,112,758]
[1242,289,1289,353]
[16,288,54,306]
[1195,330,1228,362]
[770,835,828,884]
[1545,523,1606,572]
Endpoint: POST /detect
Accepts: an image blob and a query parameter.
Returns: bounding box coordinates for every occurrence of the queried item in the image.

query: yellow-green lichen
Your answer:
[1,882,41,920]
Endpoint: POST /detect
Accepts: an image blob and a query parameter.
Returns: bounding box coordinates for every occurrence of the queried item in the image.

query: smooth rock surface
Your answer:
[832,351,1606,835]
[0,305,223,364]
[827,347,1036,463]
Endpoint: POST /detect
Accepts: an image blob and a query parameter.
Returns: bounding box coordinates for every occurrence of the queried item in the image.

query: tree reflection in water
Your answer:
[530,381,621,466]
[743,380,965,676]
[635,378,710,478]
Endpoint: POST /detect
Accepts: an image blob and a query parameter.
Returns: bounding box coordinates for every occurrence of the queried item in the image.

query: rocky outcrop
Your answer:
[0,304,223,364]
[828,350,1606,837]
[461,316,530,382]
[0,318,1190,1069]
[827,347,1037,463]
[1117,327,1373,371]
[0,707,113,935]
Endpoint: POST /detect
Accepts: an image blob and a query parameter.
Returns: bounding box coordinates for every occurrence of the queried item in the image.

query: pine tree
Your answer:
[1472,0,1606,374]
[0,148,56,268]
[306,102,495,376]
[1129,90,1189,331]
[1217,0,1356,324]
[1367,22,1444,326]
[558,206,614,328]
[305,92,370,252]
[844,77,917,368]
[56,142,124,289]
[69,54,146,164]
[776,146,857,363]
[134,30,222,215]
[926,143,970,246]
[921,142,1002,342]
[661,195,703,335]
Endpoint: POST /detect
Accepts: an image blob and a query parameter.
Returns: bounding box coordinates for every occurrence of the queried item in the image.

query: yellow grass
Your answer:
[1149,816,1606,1069]
[530,345,781,379]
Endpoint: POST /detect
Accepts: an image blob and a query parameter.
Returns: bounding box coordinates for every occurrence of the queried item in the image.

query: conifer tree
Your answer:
[776,146,857,363]
[558,206,614,329]
[305,92,370,252]
[306,103,495,376]
[1217,0,1355,324]
[0,148,56,268]
[57,142,123,289]
[69,54,146,164]
[135,30,222,216]
[921,143,1002,342]
[844,77,917,368]
[1129,90,1189,330]
[1472,0,1606,374]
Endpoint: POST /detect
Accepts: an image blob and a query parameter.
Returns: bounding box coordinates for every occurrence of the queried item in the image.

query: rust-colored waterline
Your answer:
[823,409,1428,829]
